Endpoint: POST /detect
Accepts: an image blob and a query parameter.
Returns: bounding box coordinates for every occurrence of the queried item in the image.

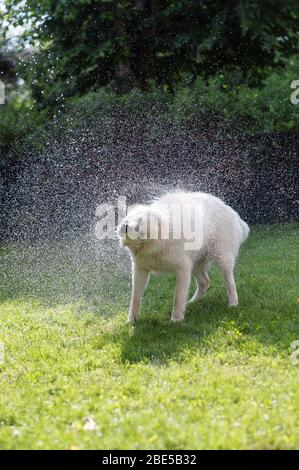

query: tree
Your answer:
[6,0,299,107]
[0,5,17,99]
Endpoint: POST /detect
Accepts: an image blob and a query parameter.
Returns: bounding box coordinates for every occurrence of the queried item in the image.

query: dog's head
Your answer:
[117,205,163,247]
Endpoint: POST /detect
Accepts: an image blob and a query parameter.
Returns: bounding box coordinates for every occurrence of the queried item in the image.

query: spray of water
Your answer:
[1,103,297,313]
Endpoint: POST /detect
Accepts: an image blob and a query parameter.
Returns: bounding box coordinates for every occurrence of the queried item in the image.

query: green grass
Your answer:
[0,225,298,449]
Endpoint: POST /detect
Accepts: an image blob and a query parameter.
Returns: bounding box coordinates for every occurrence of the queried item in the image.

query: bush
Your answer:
[173,57,299,132]
[1,56,299,162]
[0,100,44,159]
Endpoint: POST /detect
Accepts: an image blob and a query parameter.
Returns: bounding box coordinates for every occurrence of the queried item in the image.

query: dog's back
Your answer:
[152,191,249,254]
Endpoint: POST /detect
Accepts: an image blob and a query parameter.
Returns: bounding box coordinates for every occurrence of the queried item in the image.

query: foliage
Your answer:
[0,100,44,159]
[0,0,298,158]
[173,57,299,132]
[2,55,298,162]
[6,0,299,106]
[0,225,298,449]
[0,2,17,91]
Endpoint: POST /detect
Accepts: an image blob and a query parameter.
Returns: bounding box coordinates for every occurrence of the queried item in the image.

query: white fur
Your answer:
[118,191,249,322]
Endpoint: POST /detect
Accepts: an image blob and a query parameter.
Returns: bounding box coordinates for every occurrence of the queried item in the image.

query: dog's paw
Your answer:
[127,312,138,323]
[127,316,137,324]
[171,313,185,322]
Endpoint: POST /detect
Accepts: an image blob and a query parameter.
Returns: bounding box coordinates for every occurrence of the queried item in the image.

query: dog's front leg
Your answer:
[171,266,191,322]
[128,265,150,323]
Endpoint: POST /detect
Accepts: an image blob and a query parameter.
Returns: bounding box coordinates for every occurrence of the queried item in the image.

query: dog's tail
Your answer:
[240,219,250,243]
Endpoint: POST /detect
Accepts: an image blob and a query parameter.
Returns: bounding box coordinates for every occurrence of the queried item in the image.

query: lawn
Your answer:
[0,225,298,450]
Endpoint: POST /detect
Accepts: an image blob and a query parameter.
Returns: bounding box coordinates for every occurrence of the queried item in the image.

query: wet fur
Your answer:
[118,192,249,322]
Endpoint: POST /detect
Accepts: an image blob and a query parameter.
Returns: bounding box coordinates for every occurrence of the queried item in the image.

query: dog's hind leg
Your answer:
[217,255,238,306]
[189,261,211,303]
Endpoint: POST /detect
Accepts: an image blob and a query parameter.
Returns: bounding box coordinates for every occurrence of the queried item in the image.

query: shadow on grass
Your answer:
[118,306,210,364]
[118,275,298,365]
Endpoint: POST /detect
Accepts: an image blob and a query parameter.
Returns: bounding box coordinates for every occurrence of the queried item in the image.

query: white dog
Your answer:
[118,192,249,322]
